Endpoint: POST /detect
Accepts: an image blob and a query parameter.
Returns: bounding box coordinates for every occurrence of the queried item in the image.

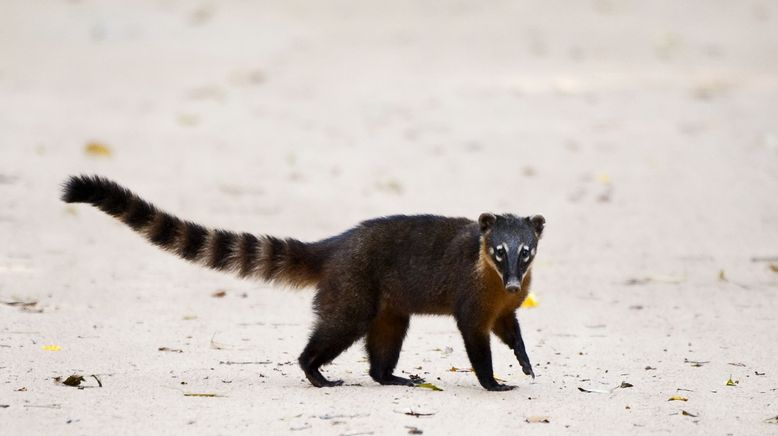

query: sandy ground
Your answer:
[2,1,778,434]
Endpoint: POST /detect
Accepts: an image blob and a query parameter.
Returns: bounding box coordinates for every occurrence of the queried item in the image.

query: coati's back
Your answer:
[324,215,481,314]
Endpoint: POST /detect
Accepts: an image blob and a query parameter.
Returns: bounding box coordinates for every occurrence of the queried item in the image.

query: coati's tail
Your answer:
[61,175,324,288]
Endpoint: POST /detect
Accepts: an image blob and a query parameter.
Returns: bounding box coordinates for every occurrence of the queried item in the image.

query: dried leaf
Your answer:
[594,172,611,184]
[177,113,200,126]
[727,362,746,367]
[765,415,778,424]
[521,292,539,308]
[718,270,727,281]
[668,395,688,402]
[404,410,436,417]
[60,375,85,387]
[416,383,443,392]
[84,142,112,157]
[769,263,778,273]
[725,376,737,386]
[578,387,611,394]
[449,367,472,373]
[684,358,709,367]
[619,381,634,388]
[526,416,550,424]
[681,410,698,417]
[406,426,423,434]
[211,290,227,298]
[42,345,61,352]
[158,347,183,353]
[184,393,224,397]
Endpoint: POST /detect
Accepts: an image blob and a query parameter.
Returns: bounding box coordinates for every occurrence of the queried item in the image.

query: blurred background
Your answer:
[1,1,777,434]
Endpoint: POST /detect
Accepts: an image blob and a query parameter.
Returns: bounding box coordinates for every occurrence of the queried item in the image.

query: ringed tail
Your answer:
[61,175,324,288]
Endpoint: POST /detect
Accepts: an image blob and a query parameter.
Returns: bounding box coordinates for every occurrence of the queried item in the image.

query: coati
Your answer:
[61,175,544,391]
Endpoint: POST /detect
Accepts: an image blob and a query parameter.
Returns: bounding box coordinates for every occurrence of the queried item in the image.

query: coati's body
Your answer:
[62,175,544,391]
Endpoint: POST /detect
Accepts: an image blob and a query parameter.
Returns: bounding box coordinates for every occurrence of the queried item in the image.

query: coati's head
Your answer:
[478,213,545,293]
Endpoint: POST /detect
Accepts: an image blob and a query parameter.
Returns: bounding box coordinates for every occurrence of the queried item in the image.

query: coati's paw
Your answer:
[485,383,516,392]
[314,378,344,388]
[378,375,417,386]
[521,364,535,379]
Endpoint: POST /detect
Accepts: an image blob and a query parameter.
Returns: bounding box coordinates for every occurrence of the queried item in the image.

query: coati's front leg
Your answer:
[367,310,416,386]
[456,315,515,391]
[493,312,535,378]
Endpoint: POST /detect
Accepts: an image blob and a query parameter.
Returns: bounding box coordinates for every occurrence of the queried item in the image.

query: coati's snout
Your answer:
[479,212,545,293]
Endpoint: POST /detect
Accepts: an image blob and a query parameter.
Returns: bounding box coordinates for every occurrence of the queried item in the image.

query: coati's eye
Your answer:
[520,247,530,259]
[494,245,505,262]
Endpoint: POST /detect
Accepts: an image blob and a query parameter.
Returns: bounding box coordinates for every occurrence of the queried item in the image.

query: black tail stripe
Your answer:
[209,230,235,270]
[124,198,156,230]
[265,236,286,280]
[149,213,178,247]
[238,233,259,277]
[181,222,208,260]
[99,188,132,217]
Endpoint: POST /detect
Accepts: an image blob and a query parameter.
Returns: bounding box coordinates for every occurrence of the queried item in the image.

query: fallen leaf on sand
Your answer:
[521,292,539,308]
[55,374,102,388]
[416,383,443,392]
[184,393,224,397]
[668,395,688,402]
[769,264,778,273]
[619,382,634,388]
[681,410,698,417]
[406,426,423,434]
[594,172,611,184]
[725,376,737,386]
[449,367,472,373]
[624,275,686,285]
[578,387,611,394]
[727,362,746,367]
[211,290,227,298]
[526,416,550,424]
[158,347,183,353]
[210,333,230,350]
[42,345,61,352]
[1,299,42,313]
[404,410,436,417]
[55,375,84,387]
[684,358,709,367]
[764,415,778,424]
[755,371,766,376]
[718,270,727,281]
[84,142,112,157]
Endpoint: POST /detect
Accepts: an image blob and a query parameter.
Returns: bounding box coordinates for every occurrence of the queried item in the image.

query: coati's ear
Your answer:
[478,213,497,233]
[529,214,545,237]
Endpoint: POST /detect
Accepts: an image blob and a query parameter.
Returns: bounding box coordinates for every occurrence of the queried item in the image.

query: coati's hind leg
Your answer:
[367,310,416,386]
[299,319,368,387]
[298,282,376,388]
